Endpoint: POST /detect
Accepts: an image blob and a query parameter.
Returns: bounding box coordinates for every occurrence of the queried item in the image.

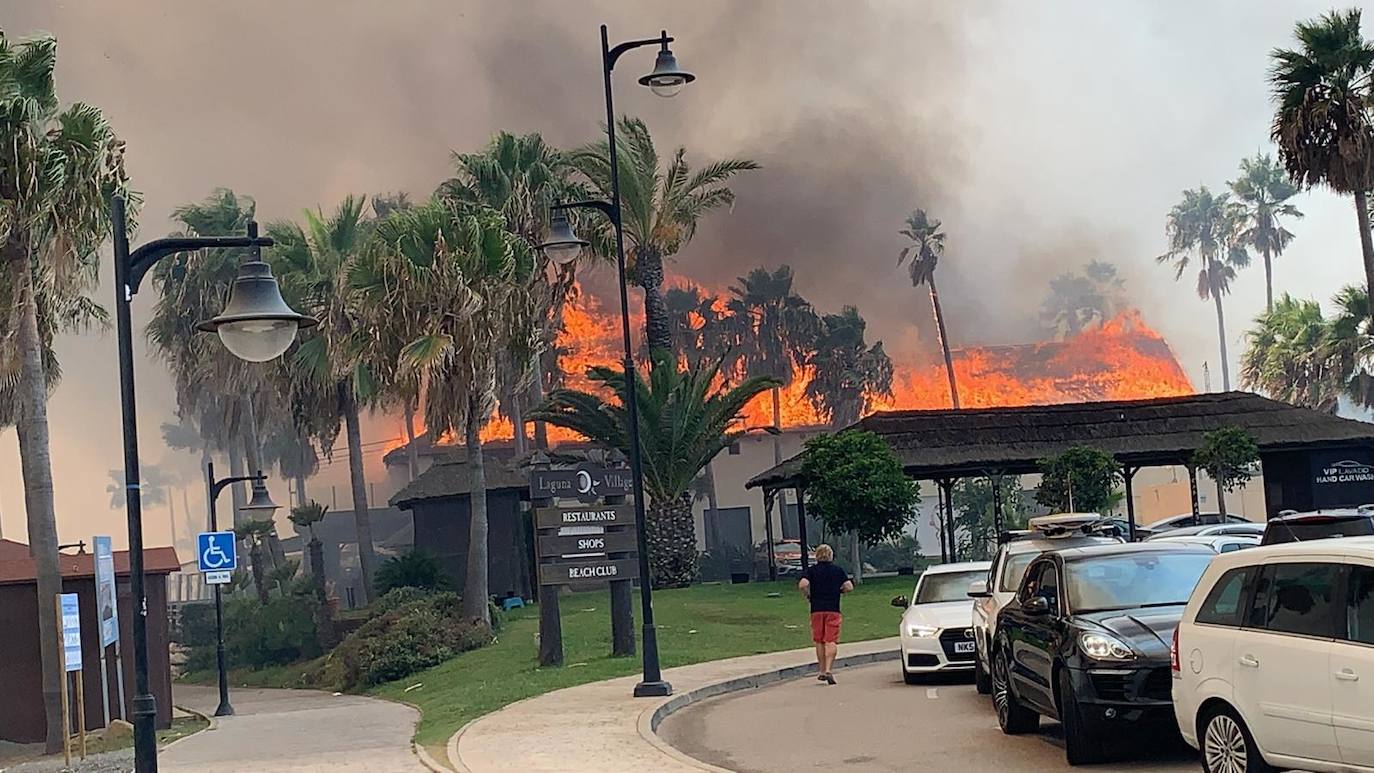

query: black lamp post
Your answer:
[203,463,279,717]
[536,24,694,700]
[111,194,315,772]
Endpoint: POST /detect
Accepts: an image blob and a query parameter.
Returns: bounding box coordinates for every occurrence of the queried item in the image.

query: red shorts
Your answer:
[810,611,842,643]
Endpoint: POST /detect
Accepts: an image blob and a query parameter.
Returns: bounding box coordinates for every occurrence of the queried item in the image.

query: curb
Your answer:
[637,648,899,771]
[446,717,479,773]
[364,694,443,772]
[162,703,215,753]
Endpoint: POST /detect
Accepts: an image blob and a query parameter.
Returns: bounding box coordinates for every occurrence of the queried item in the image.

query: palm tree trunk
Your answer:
[1262,245,1274,314]
[530,355,549,450]
[295,468,308,509]
[7,246,65,753]
[928,275,960,409]
[461,396,491,623]
[250,540,269,604]
[403,398,421,482]
[228,449,247,527]
[181,486,193,549]
[771,386,783,464]
[1356,191,1374,324]
[644,496,698,588]
[703,459,721,550]
[166,488,177,551]
[1211,273,1231,391]
[339,381,378,603]
[637,245,673,361]
[508,390,527,457]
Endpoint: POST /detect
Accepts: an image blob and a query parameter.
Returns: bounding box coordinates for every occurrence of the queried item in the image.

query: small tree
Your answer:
[1192,427,1260,517]
[953,477,1028,561]
[801,431,920,582]
[288,500,335,649]
[1036,447,1122,514]
[233,519,277,603]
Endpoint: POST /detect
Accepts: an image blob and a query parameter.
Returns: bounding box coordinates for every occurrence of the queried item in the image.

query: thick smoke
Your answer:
[1,0,1364,544]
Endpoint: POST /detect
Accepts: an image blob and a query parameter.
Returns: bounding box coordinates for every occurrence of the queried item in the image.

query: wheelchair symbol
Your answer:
[202,542,231,569]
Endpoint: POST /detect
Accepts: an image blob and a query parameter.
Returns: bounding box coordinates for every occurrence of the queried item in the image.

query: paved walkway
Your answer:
[164,685,422,773]
[450,637,900,773]
[660,661,1196,772]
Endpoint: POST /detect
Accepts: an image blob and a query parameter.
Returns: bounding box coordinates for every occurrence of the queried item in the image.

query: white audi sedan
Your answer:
[894,561,992,684]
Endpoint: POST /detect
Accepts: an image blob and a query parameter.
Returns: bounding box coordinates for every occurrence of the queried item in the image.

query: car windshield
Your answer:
[1065,552,1213,613]
[915,570,985,604]
[1001,552,1039,592]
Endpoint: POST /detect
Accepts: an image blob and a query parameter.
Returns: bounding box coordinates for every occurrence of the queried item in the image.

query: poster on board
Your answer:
[60,593,82,672]
[93,536,119,648]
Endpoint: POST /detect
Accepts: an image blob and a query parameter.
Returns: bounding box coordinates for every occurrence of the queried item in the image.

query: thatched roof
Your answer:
[746,391,1374,489]
[390,453,530,509]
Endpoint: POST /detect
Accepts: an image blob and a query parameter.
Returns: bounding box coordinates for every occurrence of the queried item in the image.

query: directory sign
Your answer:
[93,536,119,647]
[60,593,82,672]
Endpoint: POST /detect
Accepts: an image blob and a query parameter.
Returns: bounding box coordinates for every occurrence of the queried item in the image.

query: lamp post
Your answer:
[111,194,315,772]
[203,463,279,717]
[536,24,693,699]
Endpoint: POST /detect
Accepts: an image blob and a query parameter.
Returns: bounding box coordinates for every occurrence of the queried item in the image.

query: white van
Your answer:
[1172,537,1374,772]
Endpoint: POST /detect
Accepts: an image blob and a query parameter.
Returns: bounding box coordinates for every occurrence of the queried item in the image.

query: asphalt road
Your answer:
[658,661,1199,773]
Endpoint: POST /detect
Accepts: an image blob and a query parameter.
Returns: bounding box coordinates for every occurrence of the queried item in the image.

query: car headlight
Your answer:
[1079,632,1136,661]
[907,624,940,638]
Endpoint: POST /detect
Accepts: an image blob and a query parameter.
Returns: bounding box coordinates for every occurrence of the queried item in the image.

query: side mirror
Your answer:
[1022,596,1051,615]
[968,580,990,599]
[890,595,909,608]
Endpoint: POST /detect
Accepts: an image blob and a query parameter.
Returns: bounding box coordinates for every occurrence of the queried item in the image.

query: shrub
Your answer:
[375,550,450,595]
[222,594,322,670]
[321,590,494,689]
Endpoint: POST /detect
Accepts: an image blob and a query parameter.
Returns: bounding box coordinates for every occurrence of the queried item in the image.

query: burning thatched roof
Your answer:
[746,391,1374,488]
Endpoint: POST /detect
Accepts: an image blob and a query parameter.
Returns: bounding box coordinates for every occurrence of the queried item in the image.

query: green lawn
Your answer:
[372,575,911,751]
[186,575,915,757]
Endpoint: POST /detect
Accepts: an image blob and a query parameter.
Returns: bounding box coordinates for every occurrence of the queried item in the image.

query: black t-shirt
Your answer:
[804,562,850,613]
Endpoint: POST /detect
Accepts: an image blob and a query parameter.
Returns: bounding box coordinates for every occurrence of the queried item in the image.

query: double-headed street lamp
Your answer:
[537,25,694,700]
[203,463,279,718]
[111,195,315,772]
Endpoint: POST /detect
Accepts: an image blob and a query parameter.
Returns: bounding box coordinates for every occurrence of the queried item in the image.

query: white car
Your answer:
[1173,537,1374,772]
[1148,533,1260,554]
[895,561,991,684]
[970,514,1121,694]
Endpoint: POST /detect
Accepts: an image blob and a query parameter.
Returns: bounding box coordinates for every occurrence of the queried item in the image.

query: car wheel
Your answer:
[902,667,921,685]
[974,656,992,695]
[1200,706,1274,773]
[992,649,1038,735]
[1058,669,1108,766]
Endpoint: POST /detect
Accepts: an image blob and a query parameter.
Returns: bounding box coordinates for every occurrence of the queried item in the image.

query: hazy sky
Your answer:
[1,1,1367,547]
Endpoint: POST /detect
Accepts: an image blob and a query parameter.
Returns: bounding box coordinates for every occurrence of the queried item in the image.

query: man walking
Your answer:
[798,544,853,684]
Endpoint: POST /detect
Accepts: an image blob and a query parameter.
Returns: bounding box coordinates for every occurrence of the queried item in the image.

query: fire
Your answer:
[458,294,1195,447]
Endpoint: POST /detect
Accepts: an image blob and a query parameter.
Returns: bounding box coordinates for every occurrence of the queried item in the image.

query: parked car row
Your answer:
[895,509,1374,771]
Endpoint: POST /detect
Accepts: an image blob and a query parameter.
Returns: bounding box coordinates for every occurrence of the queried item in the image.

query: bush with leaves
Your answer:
[321,589,494,689]
[801,430,920,542]
[1036,446,1122,513]
[1192,427,1260,493]
[375,550,451,595]
[220,594,323,670]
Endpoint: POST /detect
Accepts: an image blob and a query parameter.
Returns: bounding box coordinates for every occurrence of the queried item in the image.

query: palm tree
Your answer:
[268,196,382,603]
[571,117,758,358]
[530,356,778,587]
[897,209,959,408]
[1,31,130,752]
[804,307,895,428]
[729,266,821,437]
[365,198,537,623]
[233,519,276,603]
[1040,260,1125,339]
[1270,9,1374,320]
[1157,187,1251,391]
[440,132,586,452]
[1240,294,1340,412]
[1327,285,1374,409]
[1229,153,1303,313]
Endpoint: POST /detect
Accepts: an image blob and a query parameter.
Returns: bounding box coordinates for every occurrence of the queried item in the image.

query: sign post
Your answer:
[58,593,86,763]
[93,536,120,725]
[530,465,638,660]
[197,529,238,717]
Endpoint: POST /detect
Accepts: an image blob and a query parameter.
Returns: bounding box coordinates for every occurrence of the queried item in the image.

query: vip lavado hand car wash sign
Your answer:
[1311,449,1374,508]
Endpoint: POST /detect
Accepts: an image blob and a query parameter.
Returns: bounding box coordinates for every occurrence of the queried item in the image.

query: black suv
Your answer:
[1260,509,1374,545]
[989,542,1215,766]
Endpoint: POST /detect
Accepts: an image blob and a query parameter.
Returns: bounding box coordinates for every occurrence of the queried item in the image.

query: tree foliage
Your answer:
[1040,260,1125,339]
[1036,447,1122,514]
[953,477,1028,561]
[803,307,893,427]
[1192,427,1260,494]
[800,430,919,543]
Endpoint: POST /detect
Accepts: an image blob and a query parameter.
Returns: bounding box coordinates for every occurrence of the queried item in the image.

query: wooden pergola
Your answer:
[746,391,1374,568]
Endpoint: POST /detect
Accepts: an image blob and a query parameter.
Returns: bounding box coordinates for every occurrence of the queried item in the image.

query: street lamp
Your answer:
[203,464,279,718]
[535,24,694,700]
[111,194,315,772]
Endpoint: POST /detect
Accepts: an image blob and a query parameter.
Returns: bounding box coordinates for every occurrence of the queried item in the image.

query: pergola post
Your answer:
[934,482,948,563]
[939,479,957,562]
[795,484,810,571]
[1187,464,1201,520]
[1122,465,1138,541]
[762,487,777,581]
[989,472,1004,551]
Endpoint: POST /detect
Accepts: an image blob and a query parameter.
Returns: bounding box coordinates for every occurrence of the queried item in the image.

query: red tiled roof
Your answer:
[0,539,181,586]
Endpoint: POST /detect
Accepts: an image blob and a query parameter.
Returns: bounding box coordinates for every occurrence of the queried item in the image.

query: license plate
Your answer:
[953,641,975,654]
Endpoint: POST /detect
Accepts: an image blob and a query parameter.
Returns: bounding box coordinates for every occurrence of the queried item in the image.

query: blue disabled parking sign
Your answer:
[197,531,237,583]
